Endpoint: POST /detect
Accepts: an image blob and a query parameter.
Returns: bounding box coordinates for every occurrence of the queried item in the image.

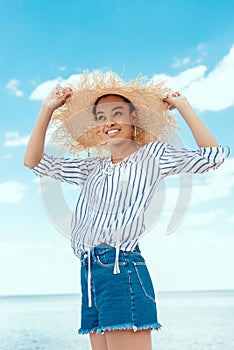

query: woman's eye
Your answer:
[114,111,122,117]
[97,115,105,121]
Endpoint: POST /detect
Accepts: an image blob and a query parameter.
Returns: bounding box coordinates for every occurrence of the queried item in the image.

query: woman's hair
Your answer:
[92,93,135,120]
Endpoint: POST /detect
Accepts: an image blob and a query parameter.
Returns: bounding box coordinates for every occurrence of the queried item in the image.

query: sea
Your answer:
[0,290,234,350]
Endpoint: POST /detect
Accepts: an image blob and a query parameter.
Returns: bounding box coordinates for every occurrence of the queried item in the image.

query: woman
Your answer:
[24,72,229,350]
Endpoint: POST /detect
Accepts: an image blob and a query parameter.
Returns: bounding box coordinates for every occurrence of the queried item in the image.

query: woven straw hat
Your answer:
[51,71,177,156]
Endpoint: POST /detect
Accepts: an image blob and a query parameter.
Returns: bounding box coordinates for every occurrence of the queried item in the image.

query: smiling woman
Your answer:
[93,94,141,163]
[24,70,230,350]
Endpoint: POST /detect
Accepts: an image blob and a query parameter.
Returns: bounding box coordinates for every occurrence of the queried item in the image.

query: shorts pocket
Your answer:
[132,261,156,303]
[96,251,126,268]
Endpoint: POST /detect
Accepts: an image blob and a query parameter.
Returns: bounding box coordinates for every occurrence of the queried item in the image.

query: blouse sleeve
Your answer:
[159,143,230,178]
[32,153,98,186]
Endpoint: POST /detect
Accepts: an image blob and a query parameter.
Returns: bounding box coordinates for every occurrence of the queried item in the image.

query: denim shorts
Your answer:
[78,243,162,334]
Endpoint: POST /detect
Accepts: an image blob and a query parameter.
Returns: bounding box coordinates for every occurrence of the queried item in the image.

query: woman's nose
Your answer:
[104,114,116,125]
[105,120,116,127]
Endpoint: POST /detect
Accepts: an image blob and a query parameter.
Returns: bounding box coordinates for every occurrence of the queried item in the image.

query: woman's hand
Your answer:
[161,91,188,110]
[161,91,219,147]
[42,84,74,113]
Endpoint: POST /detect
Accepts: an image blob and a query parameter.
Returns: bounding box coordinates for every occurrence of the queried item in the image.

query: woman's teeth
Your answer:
[107,129,120,135]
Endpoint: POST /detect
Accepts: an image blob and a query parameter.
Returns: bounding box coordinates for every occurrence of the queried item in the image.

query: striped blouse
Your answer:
[33,141,229,257]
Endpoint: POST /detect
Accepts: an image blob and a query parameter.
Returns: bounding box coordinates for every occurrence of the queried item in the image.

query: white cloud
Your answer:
[59,66,67,71]
[183,45,234,111]
[177,210,221,229]
[29,71,121,101]
[3,154,13,159]
[195,42,208,63]
[4,126,60,149]
[172,56,191,68]
[196,42,208,56]
[171,42,208,68]
[4,131,30,147]
[226,215,234,224]
[29,45,234,111]
[152,44,234,111]
[0,182,27,203]
[6,79,24,97]
[29,74,83,101]
[29,77,63,100]
[151,65,207,91]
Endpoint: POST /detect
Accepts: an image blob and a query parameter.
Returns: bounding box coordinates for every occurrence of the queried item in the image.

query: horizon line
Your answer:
[1,288,234,299]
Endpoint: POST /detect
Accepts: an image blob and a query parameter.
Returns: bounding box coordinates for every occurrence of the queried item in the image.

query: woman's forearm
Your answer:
[163,92,220,148]
[24,84,74,169]
[24,106,53,169]
[176,100,219,147]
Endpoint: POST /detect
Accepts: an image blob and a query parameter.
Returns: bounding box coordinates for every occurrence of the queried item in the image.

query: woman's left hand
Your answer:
[161,91,187,110]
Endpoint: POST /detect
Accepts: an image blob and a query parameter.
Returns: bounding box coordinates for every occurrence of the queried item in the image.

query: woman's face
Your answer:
[95,95,136,145]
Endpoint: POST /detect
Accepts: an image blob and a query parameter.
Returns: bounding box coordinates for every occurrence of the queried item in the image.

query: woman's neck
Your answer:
[109,140,141,163]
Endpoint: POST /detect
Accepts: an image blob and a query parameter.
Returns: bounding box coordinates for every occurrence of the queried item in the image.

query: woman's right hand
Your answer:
[42,84,75,114]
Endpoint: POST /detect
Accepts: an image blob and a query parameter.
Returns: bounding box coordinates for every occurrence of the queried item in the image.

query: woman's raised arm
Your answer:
[24,85,74,168]
[163,92,219,147]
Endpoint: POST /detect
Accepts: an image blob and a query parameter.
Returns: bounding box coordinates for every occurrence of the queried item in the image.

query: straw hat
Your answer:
[51,70,177,157]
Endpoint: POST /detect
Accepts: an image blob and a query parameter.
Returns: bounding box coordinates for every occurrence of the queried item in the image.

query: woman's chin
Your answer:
[105,137,133,146]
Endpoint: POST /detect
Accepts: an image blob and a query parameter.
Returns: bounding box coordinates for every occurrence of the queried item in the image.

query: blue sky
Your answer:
[0,0,234,296]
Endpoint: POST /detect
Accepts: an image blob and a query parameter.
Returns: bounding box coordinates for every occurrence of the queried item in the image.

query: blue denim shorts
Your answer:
[78,243,162,334]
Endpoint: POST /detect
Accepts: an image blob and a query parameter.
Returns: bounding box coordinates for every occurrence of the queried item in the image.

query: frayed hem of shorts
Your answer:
[78,322,162,335]
[96,322,162,334]
[78,326,99,335]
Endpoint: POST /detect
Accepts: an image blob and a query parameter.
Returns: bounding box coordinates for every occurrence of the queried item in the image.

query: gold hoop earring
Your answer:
[132,125,137,139]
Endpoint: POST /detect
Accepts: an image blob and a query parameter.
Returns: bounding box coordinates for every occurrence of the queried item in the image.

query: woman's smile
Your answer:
[105,128,122,137]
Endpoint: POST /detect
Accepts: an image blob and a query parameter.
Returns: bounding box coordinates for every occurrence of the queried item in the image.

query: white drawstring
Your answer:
[113,244,120,274]
[87,248,92,307]
[86,243,121,307]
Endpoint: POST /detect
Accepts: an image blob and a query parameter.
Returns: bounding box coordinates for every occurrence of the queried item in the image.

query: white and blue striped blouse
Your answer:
[33,141,230,307]
[33,141,229,256]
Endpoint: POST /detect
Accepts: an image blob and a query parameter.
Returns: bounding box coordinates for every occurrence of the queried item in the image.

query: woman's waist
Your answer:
[80,242,141,260]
